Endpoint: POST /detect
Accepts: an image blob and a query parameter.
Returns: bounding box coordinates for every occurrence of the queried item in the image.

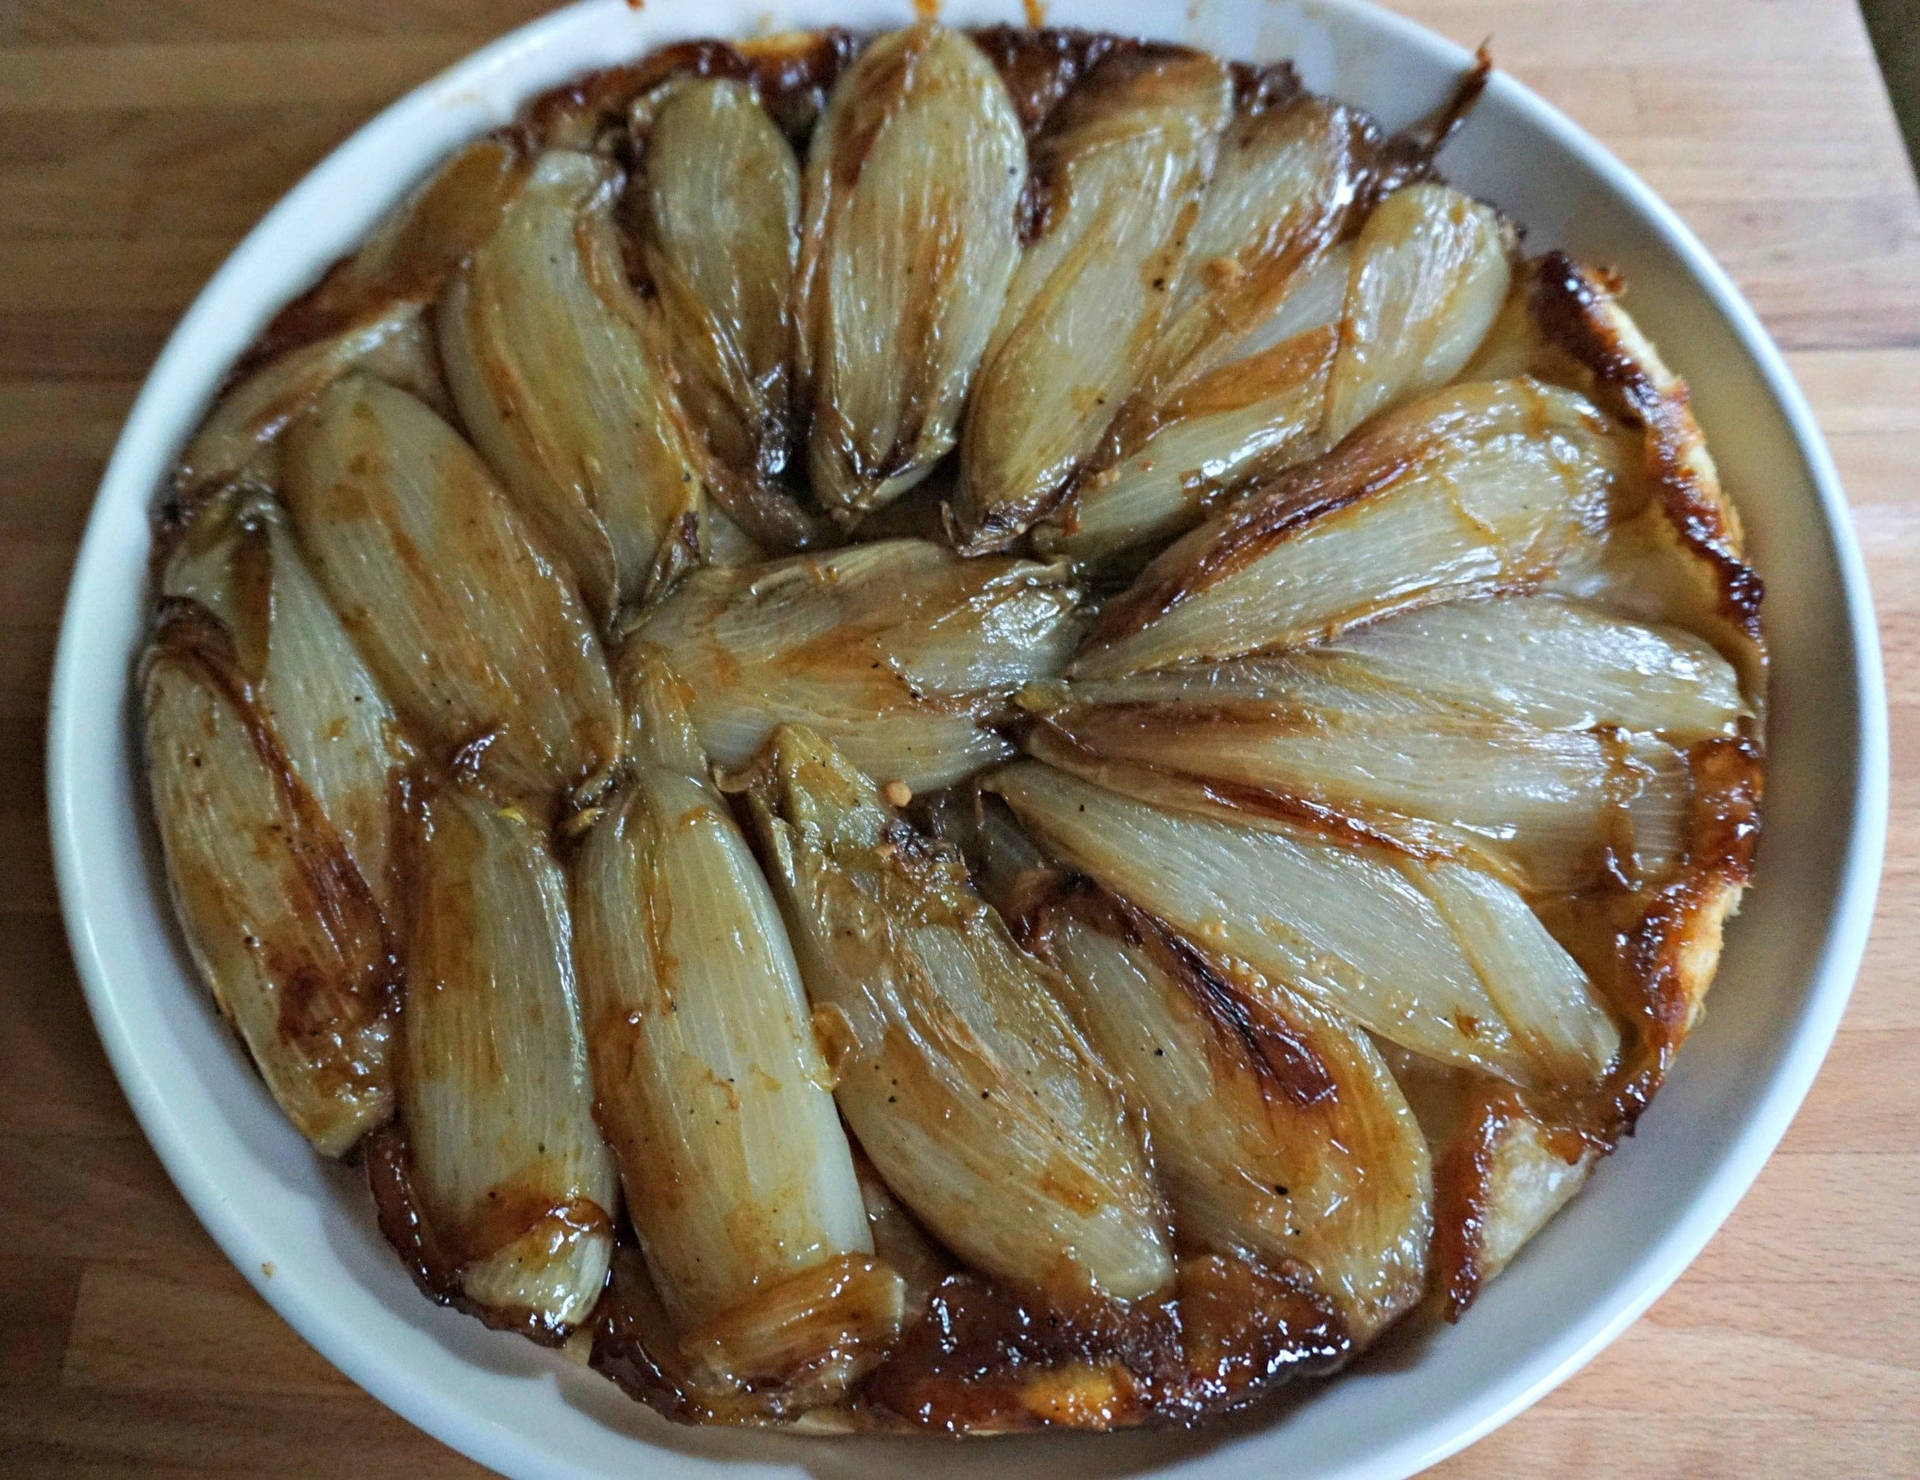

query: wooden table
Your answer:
[2,1,1915,1473]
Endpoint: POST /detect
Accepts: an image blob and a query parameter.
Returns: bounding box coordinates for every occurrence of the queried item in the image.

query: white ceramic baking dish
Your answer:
[47,1,1887,1474]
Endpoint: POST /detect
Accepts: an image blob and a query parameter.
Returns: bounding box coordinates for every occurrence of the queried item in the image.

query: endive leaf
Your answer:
[185,135,530,494]
[259,133,531,351]
[637,79,826,551]
[573,755,896,1389]
[1037,326,1334,565]
[1076,378,1628,679]
[954,47,1231,551]
[177,303,425,498]
[796,24,1027,517]
[1040,597,1740,891]
[143,607,396,1158]
[161,486,411,907]
[628,539,1079,793]
[438,149,705,618]
[1032,890,1431,1340]
[1038,698,1690,894]
[282,374,621,808]
[1305,594,1750,739]
[987,759,1618,1090]
[396,785,617,1335]
[737,726,1174,1306]
[1324,183,1513,443]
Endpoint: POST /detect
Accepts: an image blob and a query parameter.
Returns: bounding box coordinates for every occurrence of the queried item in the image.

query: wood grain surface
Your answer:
[1,1,1915,1474]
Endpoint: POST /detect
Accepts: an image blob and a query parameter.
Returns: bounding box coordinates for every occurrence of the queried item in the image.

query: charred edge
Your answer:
[1528,252,1764,643]
[364,1123,609,1348]
[1100,886,1341,1110]
[146,600,403,1045]
[1429,1086,1518,1321]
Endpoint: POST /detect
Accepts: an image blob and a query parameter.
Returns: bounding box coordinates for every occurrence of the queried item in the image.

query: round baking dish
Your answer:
[47,1,1887,1474]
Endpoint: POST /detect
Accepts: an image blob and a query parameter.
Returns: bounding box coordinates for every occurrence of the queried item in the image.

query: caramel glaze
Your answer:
[859,1259,1346,1433]
[365,1123,613,1348]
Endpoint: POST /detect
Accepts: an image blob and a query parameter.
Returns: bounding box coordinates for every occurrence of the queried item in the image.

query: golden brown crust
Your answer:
[1526,252,1767,697]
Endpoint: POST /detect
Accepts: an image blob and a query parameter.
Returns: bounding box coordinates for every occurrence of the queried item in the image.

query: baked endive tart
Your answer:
[141,22,1763,1435]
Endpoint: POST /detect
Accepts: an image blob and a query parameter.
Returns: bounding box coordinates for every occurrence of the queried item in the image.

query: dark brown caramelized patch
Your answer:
[859,1257,1346,1431]
[968,25,1125,137]
[525,31,861,151]
[365,1124,611,1348]
[589,1246,858,1425]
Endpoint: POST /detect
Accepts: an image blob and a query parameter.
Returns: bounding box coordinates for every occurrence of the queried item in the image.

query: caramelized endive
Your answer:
[387,784,616,1339]
[283,374,621,808]
[736,726,1175,1307]
[627,538,1080,792]
[572,650,903,1408]
[1076,378,1629,679]
[954,45,1231,550]
[797,23,1027,517]
[990,757,1619,1089]
[143,602,397,1157]
[1026,882,1432,1341]
[439,150,707,617]
[634,79,825,550]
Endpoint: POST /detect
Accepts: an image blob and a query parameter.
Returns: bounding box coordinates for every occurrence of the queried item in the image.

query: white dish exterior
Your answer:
[47,1,1886,1476]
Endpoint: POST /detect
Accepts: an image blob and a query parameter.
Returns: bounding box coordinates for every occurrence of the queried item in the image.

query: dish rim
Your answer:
[45,0,1888,1475]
